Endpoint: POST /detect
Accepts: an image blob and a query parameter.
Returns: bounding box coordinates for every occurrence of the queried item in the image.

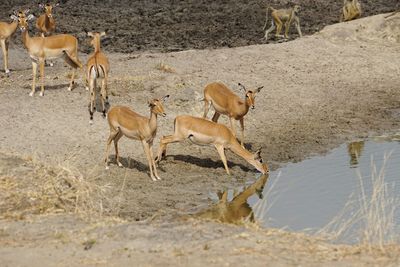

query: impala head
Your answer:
[148,95,169,117]
[16,11,34,32]
[253,148,269,174]
[39,3,58,18]
[87,31,106,48]
[238,83,264,110]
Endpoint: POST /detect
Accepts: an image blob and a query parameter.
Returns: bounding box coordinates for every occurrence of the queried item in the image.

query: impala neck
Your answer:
[9,21,18,34]
[239,97,250,116]
[229,140,253,161]
[228,140,265,173]
[149,108,158,132]
[94,39,101,53]
[21,29,31,49]
[44,14,53,28]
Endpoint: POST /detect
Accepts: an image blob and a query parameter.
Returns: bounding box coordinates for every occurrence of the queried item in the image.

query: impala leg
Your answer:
[202,99,210,119]
[142,140,157,181]
[148,141,161,180]
[104,128,119,169]
[229,117,237,138]
[39,59,45,96]
[155,134,185,163]
[215,144,230,175]
[104,75,110,107]
[239,118,245,147]
[30,61,38,96]
[211,112,220,122]
[88,78,96,124]
[1,39,9,74]
[100,78,107,118]
[114,131,123,167]
[67,68,76,91]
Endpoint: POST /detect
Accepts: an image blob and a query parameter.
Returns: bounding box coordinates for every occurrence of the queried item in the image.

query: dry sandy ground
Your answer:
[1,14,400,266]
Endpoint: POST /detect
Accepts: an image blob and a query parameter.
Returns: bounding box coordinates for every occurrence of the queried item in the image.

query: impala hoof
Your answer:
[89,119,93,125]
[5,69,10,74]
[117,162,123,167]
[39,92,44,97]
[67,86,72,91]
[85,86,89,91]
[29,91,34,97]
[105,166,109,170]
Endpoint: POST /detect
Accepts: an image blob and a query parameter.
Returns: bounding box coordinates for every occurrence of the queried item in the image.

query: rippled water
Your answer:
[249,137,400,240]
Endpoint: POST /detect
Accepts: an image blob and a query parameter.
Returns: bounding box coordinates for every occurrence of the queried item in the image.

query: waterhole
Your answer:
[249,136,400,241]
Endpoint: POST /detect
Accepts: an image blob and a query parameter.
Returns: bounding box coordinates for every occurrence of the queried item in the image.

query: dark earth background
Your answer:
[1,0,398,53]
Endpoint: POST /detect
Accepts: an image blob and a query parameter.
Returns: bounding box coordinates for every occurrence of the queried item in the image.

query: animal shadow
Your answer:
[164,154,253,173]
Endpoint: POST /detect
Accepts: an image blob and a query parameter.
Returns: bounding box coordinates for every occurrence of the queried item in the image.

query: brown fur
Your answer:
[17,12,82,96]
[104,96,169,181]
[203,82,263,146]
[155,115,269,175]
[340,0,362,22]
[86,32,110,123]
[36,3,57,36]
[263,5,302,41]
[0,13,19,73]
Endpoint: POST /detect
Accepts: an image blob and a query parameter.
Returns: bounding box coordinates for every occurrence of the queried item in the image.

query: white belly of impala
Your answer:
[188,131,215,146]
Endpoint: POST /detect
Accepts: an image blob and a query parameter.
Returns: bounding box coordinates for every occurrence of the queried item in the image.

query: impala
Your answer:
[155,115,269,175]
[17,11,82,96]
[86,31,110,123]
[104,96,169,181]
[36,3,58,37]
[203,82,263,146]
[0,11,19,73]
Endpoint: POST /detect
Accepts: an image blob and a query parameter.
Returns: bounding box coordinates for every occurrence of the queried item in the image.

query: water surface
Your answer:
[249,137,400,239]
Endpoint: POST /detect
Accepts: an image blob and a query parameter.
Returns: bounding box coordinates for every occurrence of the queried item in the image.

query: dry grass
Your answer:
[0,157,117,221]
[155,61,176,73]
[318,152,400,251]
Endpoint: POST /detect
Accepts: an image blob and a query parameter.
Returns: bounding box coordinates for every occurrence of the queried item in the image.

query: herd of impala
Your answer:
[0,4,269,181]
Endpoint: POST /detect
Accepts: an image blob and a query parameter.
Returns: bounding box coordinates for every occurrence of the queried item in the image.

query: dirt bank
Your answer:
[0,0,398,53]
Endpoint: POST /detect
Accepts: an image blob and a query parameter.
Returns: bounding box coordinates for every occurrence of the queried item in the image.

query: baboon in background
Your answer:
[340,0,362,22]
[263,5,302,41]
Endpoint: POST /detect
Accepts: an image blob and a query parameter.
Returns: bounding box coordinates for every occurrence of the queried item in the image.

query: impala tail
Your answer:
[62,50,82,69]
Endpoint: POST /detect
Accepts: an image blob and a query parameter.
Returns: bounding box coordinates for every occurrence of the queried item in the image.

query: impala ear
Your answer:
[256,86,264,93]
[54,3,60,7]
[148,100,155,107]
[238,82,246,91]
[254,148,262,161]
[162,95,170,102]
[27,14,35,21]
[24,9,30,15]
[87,31,94,37]
[100,31,106,37]
[10,14,18,20]
[39,3,45,9]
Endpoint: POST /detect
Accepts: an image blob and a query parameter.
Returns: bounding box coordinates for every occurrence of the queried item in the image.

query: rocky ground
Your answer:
[0,0,398,53]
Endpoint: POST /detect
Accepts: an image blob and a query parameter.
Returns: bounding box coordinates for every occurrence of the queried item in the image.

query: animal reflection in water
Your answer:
[194,174,269,224]
[347,141,364,167]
